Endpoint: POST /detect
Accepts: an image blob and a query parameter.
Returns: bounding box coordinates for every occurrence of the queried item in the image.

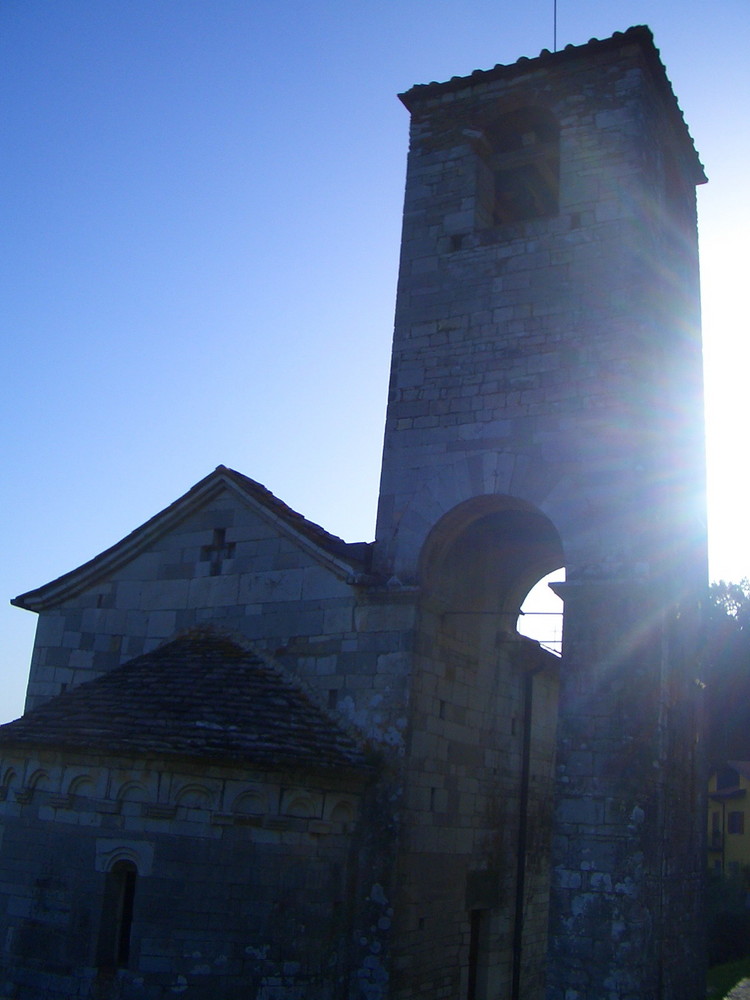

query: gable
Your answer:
[15,468,373,711]
[14,466,370,612]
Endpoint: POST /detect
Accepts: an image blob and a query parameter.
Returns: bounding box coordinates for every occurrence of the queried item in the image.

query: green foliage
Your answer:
[708,580,750,629]
[706,869,750,967]
[707,955,750,998]
[703,580,750,765]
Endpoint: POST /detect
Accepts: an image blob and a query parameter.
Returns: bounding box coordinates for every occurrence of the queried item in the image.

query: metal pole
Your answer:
[554,0,557,52]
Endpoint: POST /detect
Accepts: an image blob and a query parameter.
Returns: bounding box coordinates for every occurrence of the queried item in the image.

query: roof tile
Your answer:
[0,630,371,775]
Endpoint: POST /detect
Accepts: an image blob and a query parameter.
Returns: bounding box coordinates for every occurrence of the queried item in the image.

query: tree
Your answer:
[703,579,750,766]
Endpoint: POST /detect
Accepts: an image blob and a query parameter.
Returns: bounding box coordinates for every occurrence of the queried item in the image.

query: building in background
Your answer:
[709,763,750,877]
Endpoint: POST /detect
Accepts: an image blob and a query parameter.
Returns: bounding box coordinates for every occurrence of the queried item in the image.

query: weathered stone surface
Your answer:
[0,25,707,1000]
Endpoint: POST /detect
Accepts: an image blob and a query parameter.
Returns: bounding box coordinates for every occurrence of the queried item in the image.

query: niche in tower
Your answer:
[476,107,560,228]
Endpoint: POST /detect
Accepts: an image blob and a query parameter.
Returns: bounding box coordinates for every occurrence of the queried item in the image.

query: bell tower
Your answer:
[376,27,707,1000]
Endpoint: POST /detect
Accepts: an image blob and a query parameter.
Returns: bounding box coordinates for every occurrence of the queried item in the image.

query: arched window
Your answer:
[476,107,560,227]
[97,860,137,970]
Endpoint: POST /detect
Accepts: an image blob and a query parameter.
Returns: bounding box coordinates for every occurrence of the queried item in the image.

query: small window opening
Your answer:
[98,860,137,970]
[467,908,491,1000]
[477,107,559,228]
[728,811,745,835]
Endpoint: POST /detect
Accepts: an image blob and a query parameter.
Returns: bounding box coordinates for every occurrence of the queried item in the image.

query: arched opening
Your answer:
[476,106,560,228]
[419,495,564,633]
[97,860,137,972]
[414,496,564,1000]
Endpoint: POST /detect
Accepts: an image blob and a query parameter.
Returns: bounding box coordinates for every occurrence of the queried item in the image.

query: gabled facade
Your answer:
[1,25,708,1000]
[14,465,387,734]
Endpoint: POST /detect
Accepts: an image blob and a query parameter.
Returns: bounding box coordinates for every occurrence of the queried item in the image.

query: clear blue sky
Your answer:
[2,1,748,724]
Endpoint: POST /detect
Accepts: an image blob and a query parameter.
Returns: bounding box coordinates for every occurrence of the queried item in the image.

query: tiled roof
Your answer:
[219,466,370,564]
[399,25,705,184]
[0,631,370,774]
[13,465,373,610]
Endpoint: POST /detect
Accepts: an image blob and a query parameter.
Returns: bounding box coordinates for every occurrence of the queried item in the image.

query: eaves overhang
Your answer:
[398,25,706,186]
[12,466,370,613]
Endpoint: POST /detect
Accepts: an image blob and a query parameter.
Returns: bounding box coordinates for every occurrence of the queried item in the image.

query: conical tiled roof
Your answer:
[0,630,370,774]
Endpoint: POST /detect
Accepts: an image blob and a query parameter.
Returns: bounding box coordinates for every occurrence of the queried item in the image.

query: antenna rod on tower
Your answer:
[553,0,558,51]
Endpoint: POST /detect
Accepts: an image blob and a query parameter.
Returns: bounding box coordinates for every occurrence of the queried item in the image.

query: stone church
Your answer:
[0,26,708,1000]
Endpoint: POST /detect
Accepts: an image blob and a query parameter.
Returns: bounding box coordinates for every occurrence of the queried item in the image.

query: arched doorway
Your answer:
[399,496,563,1000]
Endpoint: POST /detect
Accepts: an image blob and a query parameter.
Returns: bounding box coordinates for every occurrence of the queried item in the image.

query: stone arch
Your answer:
[116,781,149,803]
[175,783,213,809]
[327,797,356,828]
[100,847,142,872]
[0,766,17,800]
[95,839,154,876]
[282,792,318,819]
[232,789,267,815]
[378,452,569,579]
[65,772,96,798]
[27,768,53,793]
[419,494,564,633]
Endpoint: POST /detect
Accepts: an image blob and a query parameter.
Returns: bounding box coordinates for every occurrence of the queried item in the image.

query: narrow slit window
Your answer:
[97,860,137,970]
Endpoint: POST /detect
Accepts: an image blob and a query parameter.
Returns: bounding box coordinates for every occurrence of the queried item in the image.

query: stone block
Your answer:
[354,603,415,634]
[145,610,177,638]
[187,573,240,608]
[323,604,354,633]
[238,569,304,604]
[140,578,191,611]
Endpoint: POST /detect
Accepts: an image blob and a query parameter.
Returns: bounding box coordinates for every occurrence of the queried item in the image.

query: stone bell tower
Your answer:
[375,26,707,1000]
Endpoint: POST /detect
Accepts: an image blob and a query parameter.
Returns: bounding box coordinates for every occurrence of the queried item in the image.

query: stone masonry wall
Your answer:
[390,608,558,1000]
[375,38,705,585]
[23,489,416,755]
[374,31,707,1000]
[0,748,372,999]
